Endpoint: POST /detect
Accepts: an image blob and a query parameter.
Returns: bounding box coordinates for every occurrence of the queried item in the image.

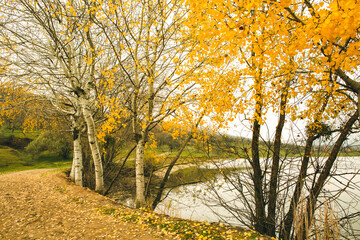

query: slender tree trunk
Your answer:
[252,116,266,234]
[70,114,83,187]
[279,135,315,240]
[135,136,146,207]
[77,7,104,194]
[134,9,157,207]
[266,104,286,236]
[251,72,266,234]
[70,160,75,181]
[301,111,358,239]
[104,145,136,196]
[73,127,83,187]
[266,81,290,236]
[79,96,104,193]
[280,94,330,240]
[151,134,192,210]
[152,114,203,210]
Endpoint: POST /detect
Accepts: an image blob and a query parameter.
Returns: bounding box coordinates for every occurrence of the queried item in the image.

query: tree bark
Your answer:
[251,71,266,234]
[70,160,75,181]
[252,116,266,234]
[73,126,83,187]
[266,85,288,236]
[279,135,315,240]
[135,136,146,207]
[79,96,104,194]
[69,112,84,186]
[69,112,83,187]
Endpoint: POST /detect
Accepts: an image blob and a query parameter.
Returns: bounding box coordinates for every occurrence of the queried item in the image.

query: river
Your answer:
[155,156,360,239]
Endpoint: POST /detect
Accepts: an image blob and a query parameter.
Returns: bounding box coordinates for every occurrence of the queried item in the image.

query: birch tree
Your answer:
[93,0,203,207]
[0,0,111,192]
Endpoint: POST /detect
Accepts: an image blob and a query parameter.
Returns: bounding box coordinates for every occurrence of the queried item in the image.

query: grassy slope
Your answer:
[0,138,71,175]
[0,128,72,174]
[0,146,71,174]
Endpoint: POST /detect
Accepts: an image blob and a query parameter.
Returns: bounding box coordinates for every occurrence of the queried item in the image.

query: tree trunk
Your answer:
[70,160,75,181]
[280,93,331,240]
[251,72,266,234]
[152,131,194,210]
[73,128,83,187]
[279,135,315,240]
[135,136,146,207]
[79,96,104,193]
[104,145,136,196]
[252,117,266,234]
[302,111,358,239]
[266,82,289,236]
[70,114,83,187]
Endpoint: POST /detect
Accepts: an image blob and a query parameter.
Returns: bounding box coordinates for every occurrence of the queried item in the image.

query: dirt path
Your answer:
[0,169,171,240]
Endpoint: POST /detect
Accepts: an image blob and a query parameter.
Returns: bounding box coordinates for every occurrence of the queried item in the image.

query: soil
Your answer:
[0,169,172,240]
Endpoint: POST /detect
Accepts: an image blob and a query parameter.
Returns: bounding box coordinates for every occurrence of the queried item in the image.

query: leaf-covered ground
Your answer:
[0,169,169,239]
[0,169,275,240]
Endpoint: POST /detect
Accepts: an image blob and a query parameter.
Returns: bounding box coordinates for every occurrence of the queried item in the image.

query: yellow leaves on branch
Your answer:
[183,0,360,126]
[0,82,63,132]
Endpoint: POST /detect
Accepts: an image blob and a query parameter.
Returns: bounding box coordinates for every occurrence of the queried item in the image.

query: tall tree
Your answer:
[184,0,360,238]
[0,0,113,192]
[93,0,203,207]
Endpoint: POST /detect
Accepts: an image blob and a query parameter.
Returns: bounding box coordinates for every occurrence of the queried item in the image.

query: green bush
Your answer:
[25,131,71,160]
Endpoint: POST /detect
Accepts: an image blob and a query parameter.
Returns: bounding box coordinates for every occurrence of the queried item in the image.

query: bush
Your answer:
[25,131,71,159]
[0,135,32,149]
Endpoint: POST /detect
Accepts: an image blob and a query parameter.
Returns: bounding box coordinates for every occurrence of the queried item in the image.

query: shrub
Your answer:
[25,131,71,159]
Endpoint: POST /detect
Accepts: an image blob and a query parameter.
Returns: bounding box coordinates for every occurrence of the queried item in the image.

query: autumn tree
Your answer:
[0,0,116,192]
[92,0,203,207]
[184,0,360,239]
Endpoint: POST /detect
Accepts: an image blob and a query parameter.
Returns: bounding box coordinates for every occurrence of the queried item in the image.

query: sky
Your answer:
[226,109,360,147]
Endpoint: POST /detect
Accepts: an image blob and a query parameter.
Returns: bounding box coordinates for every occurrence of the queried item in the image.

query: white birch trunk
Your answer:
[73,131,83,187]
[70,102,84,187]
[135,137,146,207]
[78,5,104,193]
[69,113,83,186]
[79,96,104,193]
[70,160,75,181]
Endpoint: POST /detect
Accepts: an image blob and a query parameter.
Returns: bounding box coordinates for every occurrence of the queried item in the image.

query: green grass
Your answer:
[0,146,71,174]
[338,151,360,156]
[0,146,24,167]
[0,127,40,139]
[166,166,247,187]
[167,146,224,158]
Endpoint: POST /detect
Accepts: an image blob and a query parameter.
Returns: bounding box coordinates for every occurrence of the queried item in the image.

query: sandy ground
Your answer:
[0,169,171,240]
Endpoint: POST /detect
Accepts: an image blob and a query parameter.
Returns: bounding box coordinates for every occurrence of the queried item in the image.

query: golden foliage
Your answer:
[184,0,360,127]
